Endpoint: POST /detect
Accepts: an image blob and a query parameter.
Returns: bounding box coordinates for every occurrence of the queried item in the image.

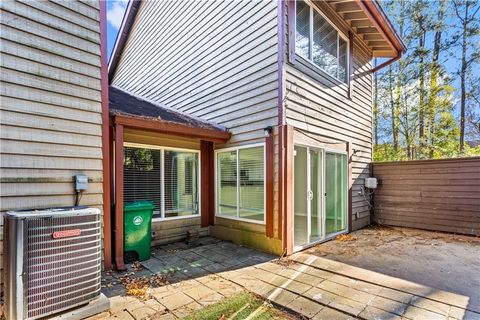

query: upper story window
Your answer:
[296,0,349,83]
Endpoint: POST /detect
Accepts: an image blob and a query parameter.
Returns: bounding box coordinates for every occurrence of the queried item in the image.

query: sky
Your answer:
[106,0,128,61]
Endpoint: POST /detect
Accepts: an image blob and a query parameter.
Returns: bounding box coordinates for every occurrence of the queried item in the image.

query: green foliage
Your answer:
[432,112,460,158]
[182,292,291,320]
[374,144,407,162]
[373,0,480,161]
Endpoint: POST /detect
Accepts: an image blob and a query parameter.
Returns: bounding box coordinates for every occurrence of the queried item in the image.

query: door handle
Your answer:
[307,190,313,200]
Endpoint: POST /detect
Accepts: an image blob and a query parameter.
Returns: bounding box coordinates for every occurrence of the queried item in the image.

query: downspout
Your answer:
[370,52,402,73]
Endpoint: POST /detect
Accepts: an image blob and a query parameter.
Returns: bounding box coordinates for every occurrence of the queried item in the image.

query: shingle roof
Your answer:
[109,86,227,132]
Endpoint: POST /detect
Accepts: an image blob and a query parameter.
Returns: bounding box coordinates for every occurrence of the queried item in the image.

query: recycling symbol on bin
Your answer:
[133,216,143,225]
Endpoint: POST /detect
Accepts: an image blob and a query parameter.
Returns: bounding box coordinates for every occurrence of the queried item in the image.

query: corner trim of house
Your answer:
[99,0,112,270]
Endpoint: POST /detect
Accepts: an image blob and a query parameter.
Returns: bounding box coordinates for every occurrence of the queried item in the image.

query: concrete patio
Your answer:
[95,237,480,320]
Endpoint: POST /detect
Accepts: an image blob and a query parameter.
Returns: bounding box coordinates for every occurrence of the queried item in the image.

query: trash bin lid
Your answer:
[124,201,155,212]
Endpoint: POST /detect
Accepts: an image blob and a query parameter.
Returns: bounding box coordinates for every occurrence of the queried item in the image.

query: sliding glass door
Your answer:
[294,146,348,249]
[325,152,347,236]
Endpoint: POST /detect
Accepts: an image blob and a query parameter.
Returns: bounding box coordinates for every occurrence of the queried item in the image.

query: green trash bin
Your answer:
[124,201,154,261]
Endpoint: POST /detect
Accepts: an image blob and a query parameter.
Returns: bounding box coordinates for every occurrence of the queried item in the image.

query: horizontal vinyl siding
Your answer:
[0,0,103,287]
[285,2,373,229]
[111,0,279,146]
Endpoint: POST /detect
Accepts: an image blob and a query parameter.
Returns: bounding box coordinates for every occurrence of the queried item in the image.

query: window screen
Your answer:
[217,145,265,222]
[217,151,237,217]
[164,151,199,218]
[124,147,162,218]
[124,146,199,219]
[295,0,349,83]
[239,147,264,221]
[296,0,310,59]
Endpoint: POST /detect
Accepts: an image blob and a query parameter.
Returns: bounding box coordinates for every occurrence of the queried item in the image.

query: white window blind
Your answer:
[217,150,237,217]
[296,0,349,83]
[124,147,162,218]
[123,145,199,220]
[239,147,265,221]
[164,151,199,218]
[217,145,265,223]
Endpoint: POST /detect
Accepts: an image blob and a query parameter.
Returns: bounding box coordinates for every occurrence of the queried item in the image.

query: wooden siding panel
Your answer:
[0,25,100,67]
[0,0,103,289]
[373,158,480,236]
[285,3,374,230]
[111,0,279,145]
[111,0,280,248]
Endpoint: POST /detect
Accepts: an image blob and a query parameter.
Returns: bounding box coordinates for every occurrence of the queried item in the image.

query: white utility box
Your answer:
[365,177,378,189]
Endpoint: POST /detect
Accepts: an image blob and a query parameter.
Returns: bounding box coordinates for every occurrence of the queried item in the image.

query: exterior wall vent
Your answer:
[3,207,102,320]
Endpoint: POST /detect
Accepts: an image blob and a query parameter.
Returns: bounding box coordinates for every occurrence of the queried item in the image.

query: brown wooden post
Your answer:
[347,142,353,233]
[277,128,283,240]
[114,124,126,270]
[283,125,294,255]
[266,134,275,238]
[200,140,214,227]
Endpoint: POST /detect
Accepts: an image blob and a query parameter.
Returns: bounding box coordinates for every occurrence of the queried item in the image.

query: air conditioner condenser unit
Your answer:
[4,207,104,320]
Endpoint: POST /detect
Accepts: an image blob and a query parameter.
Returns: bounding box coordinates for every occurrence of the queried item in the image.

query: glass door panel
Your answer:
[325,152,347,235]
[309,149,322,242]
[294,146,308,247]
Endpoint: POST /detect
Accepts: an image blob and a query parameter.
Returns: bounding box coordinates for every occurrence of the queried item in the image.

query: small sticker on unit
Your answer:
[52,229,81,239]
[133,216,143,225]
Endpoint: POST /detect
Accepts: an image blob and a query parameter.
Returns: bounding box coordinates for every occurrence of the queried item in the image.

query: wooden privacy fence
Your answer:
[372,157,480,236]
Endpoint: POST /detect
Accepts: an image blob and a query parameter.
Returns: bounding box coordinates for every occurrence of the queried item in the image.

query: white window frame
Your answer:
[214,143,266,225]
[292,142,349,252]
[124,142,201,222]
[295,0,350,84]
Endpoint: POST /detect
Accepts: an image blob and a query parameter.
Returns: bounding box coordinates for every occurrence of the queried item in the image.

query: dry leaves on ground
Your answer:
[335,234,357,242]
[132,261,143,271]
[119,272,170,300]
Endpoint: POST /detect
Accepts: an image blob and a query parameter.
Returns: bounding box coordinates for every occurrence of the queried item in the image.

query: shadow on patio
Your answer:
[100,236,479,320]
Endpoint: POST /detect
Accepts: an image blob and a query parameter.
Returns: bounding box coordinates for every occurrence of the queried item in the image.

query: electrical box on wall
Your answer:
[75,174,88,191]
[365,177,378,189]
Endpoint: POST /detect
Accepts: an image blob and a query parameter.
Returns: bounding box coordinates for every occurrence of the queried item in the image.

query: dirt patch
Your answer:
[307,226,480,310]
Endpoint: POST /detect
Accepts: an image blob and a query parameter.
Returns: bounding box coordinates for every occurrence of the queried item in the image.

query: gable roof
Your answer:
[108,0,141,82]
[108,0,406,81]
[109,86,228,132]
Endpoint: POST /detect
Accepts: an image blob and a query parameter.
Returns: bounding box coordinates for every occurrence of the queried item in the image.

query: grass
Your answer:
[182,292,297,320]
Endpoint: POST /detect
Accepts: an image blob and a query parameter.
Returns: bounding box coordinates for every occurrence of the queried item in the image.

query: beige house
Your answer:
[0,0,404,282]
[107,0,405,269]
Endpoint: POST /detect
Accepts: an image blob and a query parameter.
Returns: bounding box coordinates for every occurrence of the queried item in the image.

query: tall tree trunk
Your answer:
[426,0,446,158]
[459,4,468,153]
[418,31,426,153]
[394,0,405,153]
[388,65,397,150]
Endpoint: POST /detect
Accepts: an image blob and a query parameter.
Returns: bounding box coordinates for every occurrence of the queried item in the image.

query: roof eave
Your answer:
[113,114,232,143]
[355,0,407,56]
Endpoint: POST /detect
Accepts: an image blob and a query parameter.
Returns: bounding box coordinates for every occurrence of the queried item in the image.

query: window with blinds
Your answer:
[216,145,265,223]
[296,0,349,83]
[124,145,199,220]
[124,147,162,218]
[164,151,199,218]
